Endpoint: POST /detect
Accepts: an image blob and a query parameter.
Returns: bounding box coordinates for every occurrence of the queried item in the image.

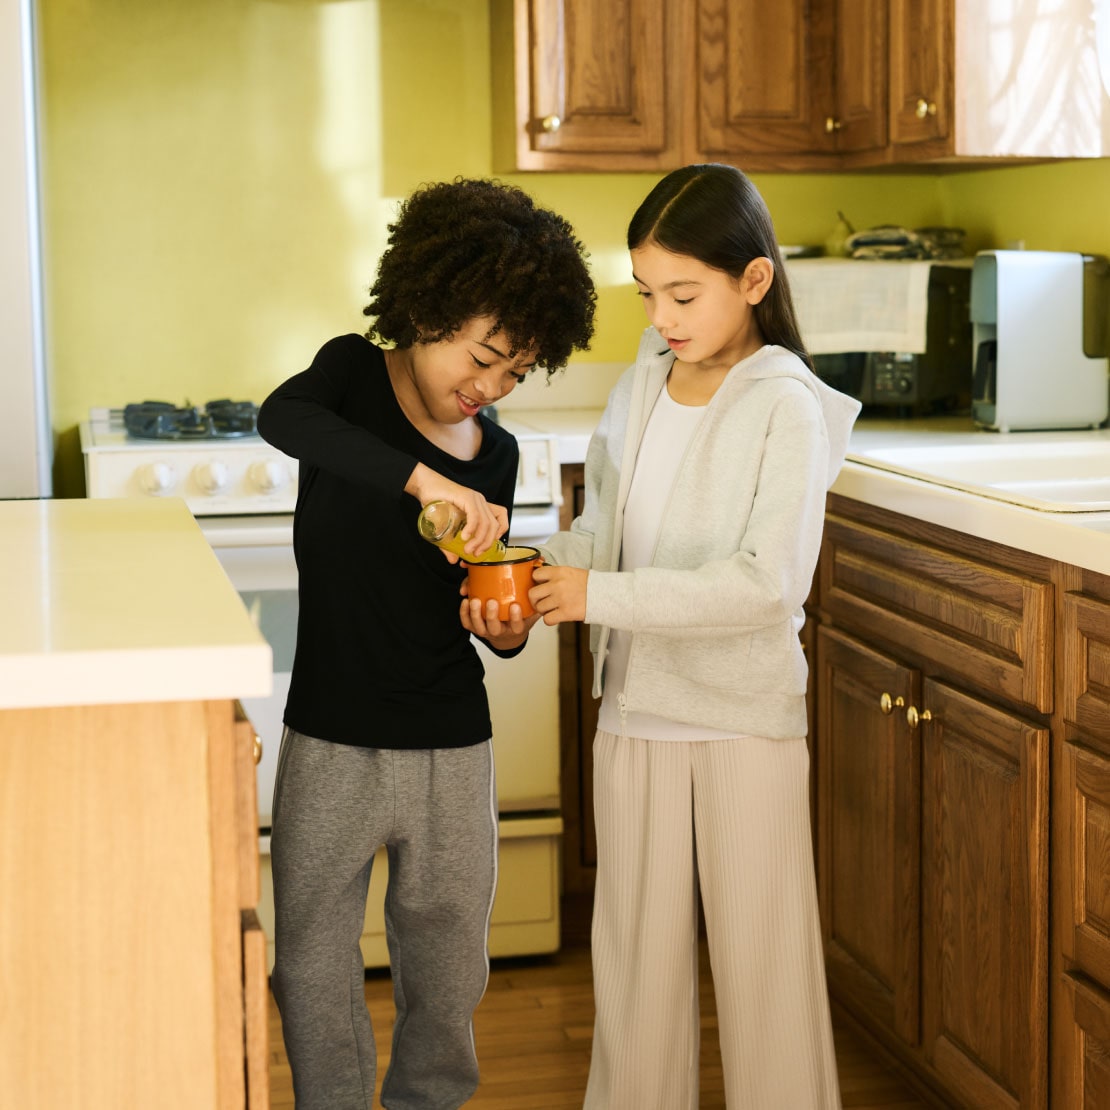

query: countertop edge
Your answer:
[832,461,1110,575]
[506,408,1110,576]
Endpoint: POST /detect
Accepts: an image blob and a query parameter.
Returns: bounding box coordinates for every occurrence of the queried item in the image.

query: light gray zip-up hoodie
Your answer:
[537,326,861,740]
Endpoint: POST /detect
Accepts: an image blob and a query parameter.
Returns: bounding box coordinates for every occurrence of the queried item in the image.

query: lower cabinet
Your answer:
[0,698,267,1110]
[817,627,1049,1106]
[815,495,1052,1108]
[817,626,922,1047]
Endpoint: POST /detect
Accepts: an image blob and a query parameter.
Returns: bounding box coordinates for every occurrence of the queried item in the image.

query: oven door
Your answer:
[479,502,562,813]
[201,514,296,830]
[201,503,562,828]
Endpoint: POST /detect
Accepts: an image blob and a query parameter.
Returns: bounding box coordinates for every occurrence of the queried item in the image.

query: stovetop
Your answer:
[80,405,297,517]
[80,404,564,517]
[121,399,259,441]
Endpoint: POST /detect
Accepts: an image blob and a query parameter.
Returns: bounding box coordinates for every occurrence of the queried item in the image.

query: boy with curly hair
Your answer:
[257,178,596,1109]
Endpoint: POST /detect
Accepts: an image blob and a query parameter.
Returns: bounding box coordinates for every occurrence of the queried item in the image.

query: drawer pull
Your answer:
[880,692,905,715]
[905,705,933,729]
[253,734,263,765]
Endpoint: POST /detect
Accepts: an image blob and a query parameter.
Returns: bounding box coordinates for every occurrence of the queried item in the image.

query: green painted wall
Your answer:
[36,0,1110,493]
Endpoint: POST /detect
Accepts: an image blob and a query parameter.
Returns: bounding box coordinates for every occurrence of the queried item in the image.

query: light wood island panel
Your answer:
[0,499,272,1109]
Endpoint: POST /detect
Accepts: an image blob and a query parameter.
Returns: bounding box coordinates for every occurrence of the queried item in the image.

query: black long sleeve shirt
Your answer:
[257,333,520,750]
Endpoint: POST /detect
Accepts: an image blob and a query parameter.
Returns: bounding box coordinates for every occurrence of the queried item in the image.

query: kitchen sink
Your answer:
[849,439,1110,512]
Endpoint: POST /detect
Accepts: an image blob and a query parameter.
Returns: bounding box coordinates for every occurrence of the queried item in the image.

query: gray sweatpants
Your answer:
[270,727,498,1110]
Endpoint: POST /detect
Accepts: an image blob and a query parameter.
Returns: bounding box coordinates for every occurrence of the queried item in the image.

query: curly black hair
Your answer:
[363,177,596,376]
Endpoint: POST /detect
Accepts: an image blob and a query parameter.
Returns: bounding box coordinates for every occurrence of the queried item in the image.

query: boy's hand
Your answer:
[528,565,588,625]
[406,463,508,560]
[460,589,541,649]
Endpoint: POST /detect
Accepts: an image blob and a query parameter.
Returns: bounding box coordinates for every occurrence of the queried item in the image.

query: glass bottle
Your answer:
[416,500,507,562]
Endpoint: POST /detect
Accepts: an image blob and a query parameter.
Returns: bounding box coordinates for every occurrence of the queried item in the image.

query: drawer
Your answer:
[820,510,1053,712]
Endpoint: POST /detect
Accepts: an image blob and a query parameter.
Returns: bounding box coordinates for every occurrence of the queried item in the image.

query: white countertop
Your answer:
[0,498,272,710]
[506,407,1110,576]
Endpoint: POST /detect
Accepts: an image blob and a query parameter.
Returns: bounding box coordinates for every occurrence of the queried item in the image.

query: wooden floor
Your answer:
[267,903,929,1109]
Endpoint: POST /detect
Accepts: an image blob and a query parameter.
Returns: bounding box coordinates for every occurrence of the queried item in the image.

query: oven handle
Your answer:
[510,503,560,543]
[200,513,294,548]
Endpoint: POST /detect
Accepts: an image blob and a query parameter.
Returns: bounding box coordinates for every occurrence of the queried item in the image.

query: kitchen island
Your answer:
[0,498,273,1110]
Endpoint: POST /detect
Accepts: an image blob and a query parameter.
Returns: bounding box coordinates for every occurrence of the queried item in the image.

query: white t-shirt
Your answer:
[597,380,740,741]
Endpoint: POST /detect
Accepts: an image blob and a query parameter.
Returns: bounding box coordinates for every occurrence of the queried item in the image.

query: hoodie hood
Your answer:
[636,326,862,489]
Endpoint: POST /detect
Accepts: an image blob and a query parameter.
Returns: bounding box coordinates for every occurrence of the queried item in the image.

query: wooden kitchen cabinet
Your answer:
[817,626,922,1046]
[558,462,599,894]
[693,0,839,165]
[886,0,950,154]
[490,0,684,172]
[0,697,268,1110]
[492,0,848,172]
[816,494,1052,1108]
[492,0,1110,171]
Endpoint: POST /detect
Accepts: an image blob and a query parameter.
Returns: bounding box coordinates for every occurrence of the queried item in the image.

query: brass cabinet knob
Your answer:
[825,116,842,133]
[905,705,933,729]
[915,98,937,119]
[879,693,905,715]
[540,114,562,133]
[253,734,263,765]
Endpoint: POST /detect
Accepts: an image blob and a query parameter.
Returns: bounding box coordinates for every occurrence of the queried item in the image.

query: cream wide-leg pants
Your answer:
[584,730,841,1110]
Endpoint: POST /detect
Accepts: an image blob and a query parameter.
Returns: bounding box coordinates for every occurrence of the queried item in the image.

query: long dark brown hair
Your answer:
[627,163,811,369]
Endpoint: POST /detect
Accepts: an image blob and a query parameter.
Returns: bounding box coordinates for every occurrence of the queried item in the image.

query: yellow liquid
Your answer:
[437,533,507,563]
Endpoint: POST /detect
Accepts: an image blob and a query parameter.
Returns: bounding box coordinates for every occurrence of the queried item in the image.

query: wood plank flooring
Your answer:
[267,918,930,1108]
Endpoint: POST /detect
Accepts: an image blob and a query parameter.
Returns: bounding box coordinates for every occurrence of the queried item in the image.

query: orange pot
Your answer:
[466,546,542,620]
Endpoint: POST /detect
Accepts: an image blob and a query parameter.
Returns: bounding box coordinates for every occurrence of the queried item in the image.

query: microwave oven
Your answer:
[810,263,973,413]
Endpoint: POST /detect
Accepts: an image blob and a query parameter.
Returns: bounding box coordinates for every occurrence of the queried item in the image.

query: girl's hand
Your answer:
[460,584,541,649]
[528,565,588,625]
[406,462,509,561]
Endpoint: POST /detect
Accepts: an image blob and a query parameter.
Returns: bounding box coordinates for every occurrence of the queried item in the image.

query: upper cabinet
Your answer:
[491,0,684,171]
[693,0,838,166]
[491,0,1110,172]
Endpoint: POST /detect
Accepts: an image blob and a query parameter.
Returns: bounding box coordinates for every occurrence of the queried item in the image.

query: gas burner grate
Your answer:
[122,399,259,440]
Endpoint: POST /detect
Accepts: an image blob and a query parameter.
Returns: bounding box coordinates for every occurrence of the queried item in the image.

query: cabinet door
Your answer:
[802,612,818,847]
[830,0,887,154]
[1061,739,1110,987]
[1064,974,1110,1110]
[920,679,1049,1110]
[816,626,921,1044]
[888,0,952,149]
[558,463,599,893]
[499,0,682,171]
[694,0,837,161]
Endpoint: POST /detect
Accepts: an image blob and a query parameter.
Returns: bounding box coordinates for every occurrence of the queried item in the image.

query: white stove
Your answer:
[78,401,566,962]
[80,406,298,516]
[79,406,561,518]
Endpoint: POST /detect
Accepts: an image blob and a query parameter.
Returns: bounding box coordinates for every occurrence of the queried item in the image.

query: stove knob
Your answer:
[248,458,290,493]
[193,461,230,494]
[138,462,177,495]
